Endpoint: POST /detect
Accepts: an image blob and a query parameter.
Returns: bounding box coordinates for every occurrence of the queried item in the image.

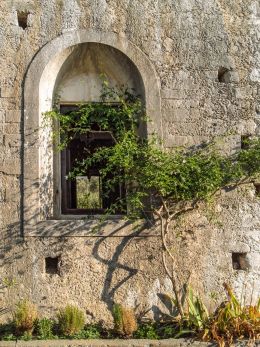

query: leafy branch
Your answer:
[44,84,260,318]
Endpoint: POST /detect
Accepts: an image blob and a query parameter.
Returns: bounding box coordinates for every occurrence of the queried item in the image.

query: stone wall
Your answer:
[0,339,257,347]
[0,0,259,324]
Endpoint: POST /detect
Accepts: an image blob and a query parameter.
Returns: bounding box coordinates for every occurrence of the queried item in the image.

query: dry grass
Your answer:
[184,284,260,346]
[112,304,138,337]
[13,300,38,335]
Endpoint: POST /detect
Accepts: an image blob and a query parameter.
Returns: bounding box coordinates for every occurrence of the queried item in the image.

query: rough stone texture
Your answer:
[0,339,258,347]
[0,0,259,325]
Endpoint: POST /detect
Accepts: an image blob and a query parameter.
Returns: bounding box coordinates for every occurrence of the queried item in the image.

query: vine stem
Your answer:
[155,202,185,318]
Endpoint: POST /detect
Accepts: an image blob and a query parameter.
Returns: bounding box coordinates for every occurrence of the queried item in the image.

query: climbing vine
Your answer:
[44,82,144,150]
[45,84,260,317]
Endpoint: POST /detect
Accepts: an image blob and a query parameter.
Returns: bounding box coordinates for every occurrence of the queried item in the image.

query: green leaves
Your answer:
[44,85,143,150]
[68,129,260,219]
[45,82,260,220]
[187,287,209,330]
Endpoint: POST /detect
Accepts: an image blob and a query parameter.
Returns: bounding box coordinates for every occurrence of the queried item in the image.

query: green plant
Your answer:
[1,333,16,341]
[35,318,54,339]
[57,305,85,336]
[78,134,260,316]
[187,287,209,330]
[0,322,16,341]
[112,304,138,337]
[46,82,260,318]
[13,300,38,336]
[160,324,177,338]
[83,324,101,339]
[134,322,159,339]
[175,285,260,346]
[44,82,143,151]
[206,284,260,346]
[20,331,33,341]
[72,324,101,339]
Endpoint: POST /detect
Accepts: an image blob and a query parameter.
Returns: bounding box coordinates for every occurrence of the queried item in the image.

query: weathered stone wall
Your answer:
[0,0,259,324]
[0,338,256,347]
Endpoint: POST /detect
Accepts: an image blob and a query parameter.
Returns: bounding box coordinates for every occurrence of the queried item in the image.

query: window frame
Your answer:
[59,103,126,216]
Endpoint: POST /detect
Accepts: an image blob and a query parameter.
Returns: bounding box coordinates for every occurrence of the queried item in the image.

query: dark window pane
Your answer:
[60,104,126,215]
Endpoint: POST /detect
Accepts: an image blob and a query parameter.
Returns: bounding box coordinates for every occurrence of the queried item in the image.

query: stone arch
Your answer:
[54,42,145,104]
[23,30,161,232]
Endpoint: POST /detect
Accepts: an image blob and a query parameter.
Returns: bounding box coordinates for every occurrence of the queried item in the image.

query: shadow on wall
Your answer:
[0,34,163,320]
[0,175,161,319]
[92,221,145,312]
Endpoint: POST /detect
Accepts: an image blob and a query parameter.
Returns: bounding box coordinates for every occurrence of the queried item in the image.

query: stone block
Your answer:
[162,102,201,123]
[5,182,19,203]
[5,110,21,122]
[0,86,14,98]
[0,202,19,227]
[0,158,20,175]
[4,123,20,134]
[0,188,5,203]
[247,252,260,271]
[229,242,251,253]
[228,71,240,83]
[250,68,260,82]
[0,110,4,122]
[164,134,209,148]
[0,342,16,347]
[4,134,21,147]
[214,135,241,156]
[235,86,254,100]
[162,106,190,123]
[161,89,186,99]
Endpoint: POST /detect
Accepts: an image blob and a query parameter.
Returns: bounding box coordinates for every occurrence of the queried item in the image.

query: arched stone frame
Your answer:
[23,30,162,236]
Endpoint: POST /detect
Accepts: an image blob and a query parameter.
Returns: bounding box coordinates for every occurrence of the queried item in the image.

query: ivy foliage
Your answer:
[45,83,260,318]
[72,131,260,217]
[45,84,260,218]
[44,82,143,150]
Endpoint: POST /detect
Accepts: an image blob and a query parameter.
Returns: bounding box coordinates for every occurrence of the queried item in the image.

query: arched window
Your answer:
[53,43,144,215]
[23,30,161,235]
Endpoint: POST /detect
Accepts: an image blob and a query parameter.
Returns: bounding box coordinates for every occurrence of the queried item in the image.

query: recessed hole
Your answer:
[218,67,230,83]
[241,135,251,149]
[45,257,60,275]
[254,183,260,196]
[232,253,249,270]
[17,11,29,29]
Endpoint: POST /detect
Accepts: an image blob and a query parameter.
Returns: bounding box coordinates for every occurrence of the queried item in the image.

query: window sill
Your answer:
[24,218,157,237]
[58,214,125,220]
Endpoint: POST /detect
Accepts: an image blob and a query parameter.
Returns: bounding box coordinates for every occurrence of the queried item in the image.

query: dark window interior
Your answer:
[60,105,126,215]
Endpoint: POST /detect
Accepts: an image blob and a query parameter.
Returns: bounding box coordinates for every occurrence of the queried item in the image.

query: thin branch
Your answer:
[162,251,184,317]
[161,197,170,219]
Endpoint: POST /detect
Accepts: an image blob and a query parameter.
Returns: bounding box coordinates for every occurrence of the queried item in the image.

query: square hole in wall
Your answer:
[254,183,260,197]
[17,11,29,29]
[232,253,249,271]
[45,257,60,275]
[241,135,251,149]
[218,67,230,83]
